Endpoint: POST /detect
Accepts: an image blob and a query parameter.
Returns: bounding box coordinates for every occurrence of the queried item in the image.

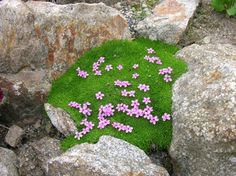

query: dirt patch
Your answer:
[179,1,236,46]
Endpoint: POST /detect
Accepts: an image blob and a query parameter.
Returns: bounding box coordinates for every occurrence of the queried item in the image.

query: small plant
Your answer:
[48,38,187,152]
[211,0,236,16]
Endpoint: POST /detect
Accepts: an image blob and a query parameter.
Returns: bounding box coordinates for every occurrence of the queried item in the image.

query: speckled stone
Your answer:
[44,103,77,136]
[0,147,18,176]
[5,125,24,147]
[169,43,236,176]
[47,135,169,176]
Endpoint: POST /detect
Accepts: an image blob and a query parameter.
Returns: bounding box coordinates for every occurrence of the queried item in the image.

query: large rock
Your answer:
[44,103,77,136]
[170,43,236,176]
[137,0,200,44]
[0,147,19,176]
[48,135,169,176]
[18,137,62,176]
[0,0,130,125]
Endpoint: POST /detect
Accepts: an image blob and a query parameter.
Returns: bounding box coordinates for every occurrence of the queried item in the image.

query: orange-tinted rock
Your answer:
[137,0,200,44]
[0,0,130,125]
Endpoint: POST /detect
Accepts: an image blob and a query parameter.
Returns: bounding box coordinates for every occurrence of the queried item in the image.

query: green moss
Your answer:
[47,38,187,153]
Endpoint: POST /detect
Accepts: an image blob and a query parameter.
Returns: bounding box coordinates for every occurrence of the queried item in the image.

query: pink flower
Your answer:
[162,113,171,121]
[133,64,139,69]
[138,84,150,92]
[128,90,135,97]
[143,105,153,115]
[147,48,155,54]
[144,55,150,61]
[95,92,104,100]
[164,75,172,82]
[117,64,123,70]
[131,99,140,107]
[132,73,139,79]
[94,70,102,76]
[121,89,128,97]
[150,116,159,125]
[98,57,105,63]
[143,97,151,104]
[156,59,162,65]
[105,65,113,71]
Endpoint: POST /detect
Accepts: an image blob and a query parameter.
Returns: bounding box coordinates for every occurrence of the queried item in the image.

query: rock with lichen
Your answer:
[0,0,130,126]
[170,43,236,176]
[137,0,200,44]
[47,135,169,176]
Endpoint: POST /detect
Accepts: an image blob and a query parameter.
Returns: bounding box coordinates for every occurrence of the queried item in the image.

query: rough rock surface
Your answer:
[0,147,19,176]
[48,135,169,176]
[137,0,200,44]
[0,0,130,125]
[170,43,236,176]
[54,0,121,6]
[17,137,62,176]
[5,125,24,147]
[44,103,77,136]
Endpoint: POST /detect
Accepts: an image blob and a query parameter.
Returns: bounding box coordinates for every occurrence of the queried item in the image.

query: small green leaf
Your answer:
[226,1,236,16]
[212,0,226,12]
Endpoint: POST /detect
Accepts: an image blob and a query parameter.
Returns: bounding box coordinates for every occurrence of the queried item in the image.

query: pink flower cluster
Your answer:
[75,119,94,140]
[138,84,150,92]
[124,99,159,124]
[71,48,174,140]
[97,118,110,129]
[159,67,173,82]
[116,103,129,112]
[159,67,173,75]
[97,103,115,129]
[92,57,105,76]
[68,101,92,117]
[144,55,162,65]
[98,103,115,120]
[76,67,89,78]
[121,89,135,97]
[114,80,131,88]
[112,122,133,133]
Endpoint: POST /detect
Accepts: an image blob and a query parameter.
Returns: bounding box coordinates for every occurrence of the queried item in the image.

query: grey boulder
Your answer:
[170,43,236,176]
[0,147,18,176]
[137,0,200,44]
[47,135,169,176]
